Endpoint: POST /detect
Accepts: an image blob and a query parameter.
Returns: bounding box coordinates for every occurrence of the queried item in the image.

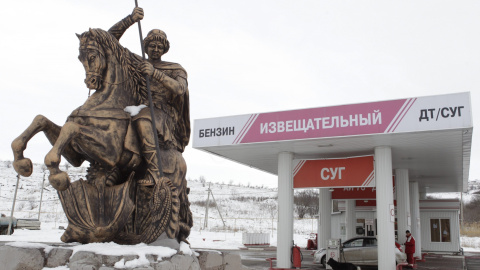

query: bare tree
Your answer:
[263,200,277,220]
[199,175,206,187]
[294,190,319,219]
[464,196,480,223]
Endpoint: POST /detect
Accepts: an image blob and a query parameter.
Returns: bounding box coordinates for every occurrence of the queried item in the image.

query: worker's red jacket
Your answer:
[404,235,416,254]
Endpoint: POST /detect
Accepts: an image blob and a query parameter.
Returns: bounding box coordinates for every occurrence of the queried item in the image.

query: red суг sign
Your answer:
[293,156,374,188]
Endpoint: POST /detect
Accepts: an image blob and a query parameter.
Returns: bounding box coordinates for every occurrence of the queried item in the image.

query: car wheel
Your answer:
[321,255,326,268]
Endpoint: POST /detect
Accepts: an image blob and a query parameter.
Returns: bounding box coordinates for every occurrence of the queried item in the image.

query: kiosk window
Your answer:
[430,218,451,242]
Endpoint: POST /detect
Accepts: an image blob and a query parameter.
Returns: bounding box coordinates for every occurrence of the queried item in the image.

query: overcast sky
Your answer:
[1,0,479,188]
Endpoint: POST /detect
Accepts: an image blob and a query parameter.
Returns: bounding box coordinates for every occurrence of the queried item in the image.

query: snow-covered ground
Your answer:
[0,161,313,242]
[1,160,480,270]
[0,161,312,249]
[0,221,309,250]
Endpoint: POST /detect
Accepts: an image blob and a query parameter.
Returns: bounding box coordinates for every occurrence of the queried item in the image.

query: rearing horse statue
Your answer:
[11,28,192,244]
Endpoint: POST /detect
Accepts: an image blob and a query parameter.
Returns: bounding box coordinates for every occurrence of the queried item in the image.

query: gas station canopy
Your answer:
[193,92,472,193]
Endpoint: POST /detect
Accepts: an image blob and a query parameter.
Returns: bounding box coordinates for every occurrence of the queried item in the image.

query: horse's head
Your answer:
[76,28,144,106]
[77,29,107,90]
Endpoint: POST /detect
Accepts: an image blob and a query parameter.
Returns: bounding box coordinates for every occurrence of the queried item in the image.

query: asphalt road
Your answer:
[230,248,323,269]
[235,248,379,270]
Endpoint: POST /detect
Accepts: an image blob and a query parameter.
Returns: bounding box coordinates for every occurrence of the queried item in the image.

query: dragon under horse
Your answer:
[11,28,192,244]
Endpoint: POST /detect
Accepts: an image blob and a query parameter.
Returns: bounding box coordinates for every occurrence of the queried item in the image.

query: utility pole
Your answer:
[210,185,226,229]
[204,184,211,229]
[38,171,47,220]
[7,175,21,235]
[203,183,226,229]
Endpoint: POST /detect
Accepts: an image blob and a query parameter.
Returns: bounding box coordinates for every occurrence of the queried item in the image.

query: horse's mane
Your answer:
[80,28,148,104]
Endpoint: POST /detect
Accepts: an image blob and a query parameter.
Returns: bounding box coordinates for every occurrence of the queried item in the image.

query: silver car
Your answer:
[313,236,406,267]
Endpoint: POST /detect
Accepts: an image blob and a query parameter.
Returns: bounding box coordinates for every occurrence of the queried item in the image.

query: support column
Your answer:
[277,152,294,268]
[345,199,356,239]
[410,181,422,258]
[375,146,396,270]
[395,169,410,244]
[318,188,331,250]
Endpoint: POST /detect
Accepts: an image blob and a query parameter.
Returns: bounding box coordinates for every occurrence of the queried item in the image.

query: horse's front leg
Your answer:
[43,121,85,191]
[11,115,61,177]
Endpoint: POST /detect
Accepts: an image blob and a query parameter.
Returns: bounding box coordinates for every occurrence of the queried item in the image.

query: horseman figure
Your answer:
[111,6,192,244]
[10,7,192,245]
[110,7,190,187]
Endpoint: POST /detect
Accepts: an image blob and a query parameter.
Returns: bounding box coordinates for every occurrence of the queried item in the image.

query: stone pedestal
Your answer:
[0,244,245,270]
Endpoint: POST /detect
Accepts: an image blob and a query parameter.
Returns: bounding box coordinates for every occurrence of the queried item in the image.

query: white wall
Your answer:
[328,203,461,253]
[331,213,345,242]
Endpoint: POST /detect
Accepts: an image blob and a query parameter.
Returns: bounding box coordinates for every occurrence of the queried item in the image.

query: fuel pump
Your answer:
[326,238,342,270]
[365,218,375,236]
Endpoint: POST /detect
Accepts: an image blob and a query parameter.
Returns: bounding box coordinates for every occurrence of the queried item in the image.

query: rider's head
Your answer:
[144,29,170,60]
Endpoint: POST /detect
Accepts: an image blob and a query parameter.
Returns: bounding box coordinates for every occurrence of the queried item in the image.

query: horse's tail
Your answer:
[139,176,180,243]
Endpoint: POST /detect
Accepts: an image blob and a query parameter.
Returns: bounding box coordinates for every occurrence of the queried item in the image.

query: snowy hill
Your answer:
[0,160,317,240]
[467,179,480,194]
[2,160,480,251]
[427,179,480,203]
[2,160,480,228]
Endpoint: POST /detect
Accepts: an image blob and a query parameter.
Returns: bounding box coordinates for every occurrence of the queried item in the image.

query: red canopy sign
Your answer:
[332,187,377,199]
[293,156,374,189]
[332,176,395,199]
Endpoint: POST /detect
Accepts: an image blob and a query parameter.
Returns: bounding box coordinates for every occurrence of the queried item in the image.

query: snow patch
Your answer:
[180,241,194,256]
[124,105,147,116]
[6,241,49,249]
[71,242,177,260]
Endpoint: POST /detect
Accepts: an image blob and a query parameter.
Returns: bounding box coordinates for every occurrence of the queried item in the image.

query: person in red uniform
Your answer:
[404,230,416,267]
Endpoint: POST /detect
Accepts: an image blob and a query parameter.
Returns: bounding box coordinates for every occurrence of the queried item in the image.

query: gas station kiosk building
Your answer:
[192,92,472,269]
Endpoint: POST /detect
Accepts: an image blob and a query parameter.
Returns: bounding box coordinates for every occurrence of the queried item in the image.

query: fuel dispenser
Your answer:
[326,238,342,270]
[365,218,375,236]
